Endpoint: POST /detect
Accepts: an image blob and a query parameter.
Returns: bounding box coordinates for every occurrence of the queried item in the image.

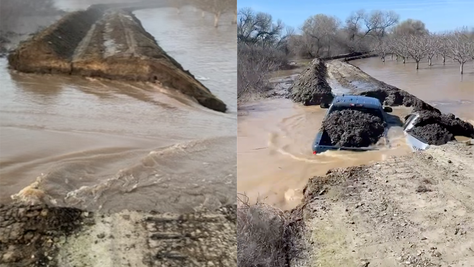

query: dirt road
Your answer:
[292,141,474,267]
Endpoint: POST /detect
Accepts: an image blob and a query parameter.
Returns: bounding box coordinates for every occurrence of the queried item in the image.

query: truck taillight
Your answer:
[313,151,317,155]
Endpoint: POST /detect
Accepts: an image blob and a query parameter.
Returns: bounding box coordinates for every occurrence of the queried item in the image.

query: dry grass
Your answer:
[237,44,288,101]
[237,194,291,267]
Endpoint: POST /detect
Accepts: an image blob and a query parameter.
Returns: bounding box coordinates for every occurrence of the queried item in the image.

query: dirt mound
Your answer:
[290,59,334,105]
[408,124,454,145]
[7,8,226,112]
[0,203,86,266]
[407,111,474,145]
[322,110,385,147]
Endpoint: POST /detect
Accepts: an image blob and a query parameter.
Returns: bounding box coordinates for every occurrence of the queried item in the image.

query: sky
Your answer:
[237,0,474,33]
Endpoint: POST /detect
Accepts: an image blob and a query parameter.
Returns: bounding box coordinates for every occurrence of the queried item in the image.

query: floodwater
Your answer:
[238,57,474,210]
[352,57,474,122]
[0,6,237,213]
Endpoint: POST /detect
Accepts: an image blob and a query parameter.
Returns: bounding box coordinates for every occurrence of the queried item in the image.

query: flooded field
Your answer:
[0,6,237,213]
[238,57,474,210]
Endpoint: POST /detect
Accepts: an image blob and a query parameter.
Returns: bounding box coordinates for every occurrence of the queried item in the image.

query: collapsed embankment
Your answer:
[288,59,474,146]
[7,7,226,112]
[0,202,237,267]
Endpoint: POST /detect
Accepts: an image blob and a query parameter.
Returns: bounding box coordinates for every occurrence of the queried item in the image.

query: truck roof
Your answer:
[331,95,382,109]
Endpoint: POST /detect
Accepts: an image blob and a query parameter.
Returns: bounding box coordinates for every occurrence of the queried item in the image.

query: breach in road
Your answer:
[7,6,227,112]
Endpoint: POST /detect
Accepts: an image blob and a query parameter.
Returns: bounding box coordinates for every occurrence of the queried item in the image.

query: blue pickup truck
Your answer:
[312,95,430,154]
[312,95,393,154]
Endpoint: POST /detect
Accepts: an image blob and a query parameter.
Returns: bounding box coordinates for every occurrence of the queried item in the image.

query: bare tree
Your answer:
[238,45,282,99]
[342,10,367,52]
[436,34,450,65]
[447,28,474,74]
[392,37,410,64]
[301,14,340,57]
[373,36,391,62]
[393,19,429,37]
[338,9,399,54]
[362,10,399,42]
[237,8,288,99]
[195,0,236,28]
[424,34,438,66]
[237,8,284,47]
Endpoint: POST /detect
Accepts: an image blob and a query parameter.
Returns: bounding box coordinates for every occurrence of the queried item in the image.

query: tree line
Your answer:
[237,7,474,99]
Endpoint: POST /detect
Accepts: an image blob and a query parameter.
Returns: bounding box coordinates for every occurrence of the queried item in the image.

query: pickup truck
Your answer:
[312,95,430,154]
[312,95,393,154]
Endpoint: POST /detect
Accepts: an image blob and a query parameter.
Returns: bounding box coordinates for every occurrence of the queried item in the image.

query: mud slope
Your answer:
[8,8,226,112]
[292,141,474,267]
[0,203,236,267]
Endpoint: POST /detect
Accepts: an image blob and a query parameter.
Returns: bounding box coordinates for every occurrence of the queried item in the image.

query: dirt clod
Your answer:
[322,109,385,147]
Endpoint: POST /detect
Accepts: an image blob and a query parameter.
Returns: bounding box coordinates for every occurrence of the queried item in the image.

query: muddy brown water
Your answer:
[238,57,474,210]
[0,6,237,213]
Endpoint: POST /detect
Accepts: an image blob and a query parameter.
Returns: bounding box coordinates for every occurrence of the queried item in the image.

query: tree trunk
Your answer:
[402,57,406,64]
[391,54,393,60]
[460,62,464,75]
[416,61,419,70]
[214,12,221,28]
[443,56,446,65]
[428,58,432,66]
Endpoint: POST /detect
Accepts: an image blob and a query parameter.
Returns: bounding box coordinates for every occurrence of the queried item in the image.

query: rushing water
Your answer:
[238,57,474,210]
[0,6,237,213]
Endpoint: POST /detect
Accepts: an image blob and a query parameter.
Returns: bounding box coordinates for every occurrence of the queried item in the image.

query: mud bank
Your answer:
[289,141,474,267]
[7,7,226,112]
[0,202,237,267]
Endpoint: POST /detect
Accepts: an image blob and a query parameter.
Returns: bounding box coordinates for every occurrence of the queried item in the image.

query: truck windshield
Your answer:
[329,106,384,120]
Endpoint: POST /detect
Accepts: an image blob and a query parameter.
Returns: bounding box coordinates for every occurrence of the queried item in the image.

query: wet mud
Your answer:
[7,7,226,112]
[322,110,385,147]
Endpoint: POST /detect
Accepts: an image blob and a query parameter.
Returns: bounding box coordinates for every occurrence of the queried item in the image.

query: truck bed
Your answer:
[314,130,379,154]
